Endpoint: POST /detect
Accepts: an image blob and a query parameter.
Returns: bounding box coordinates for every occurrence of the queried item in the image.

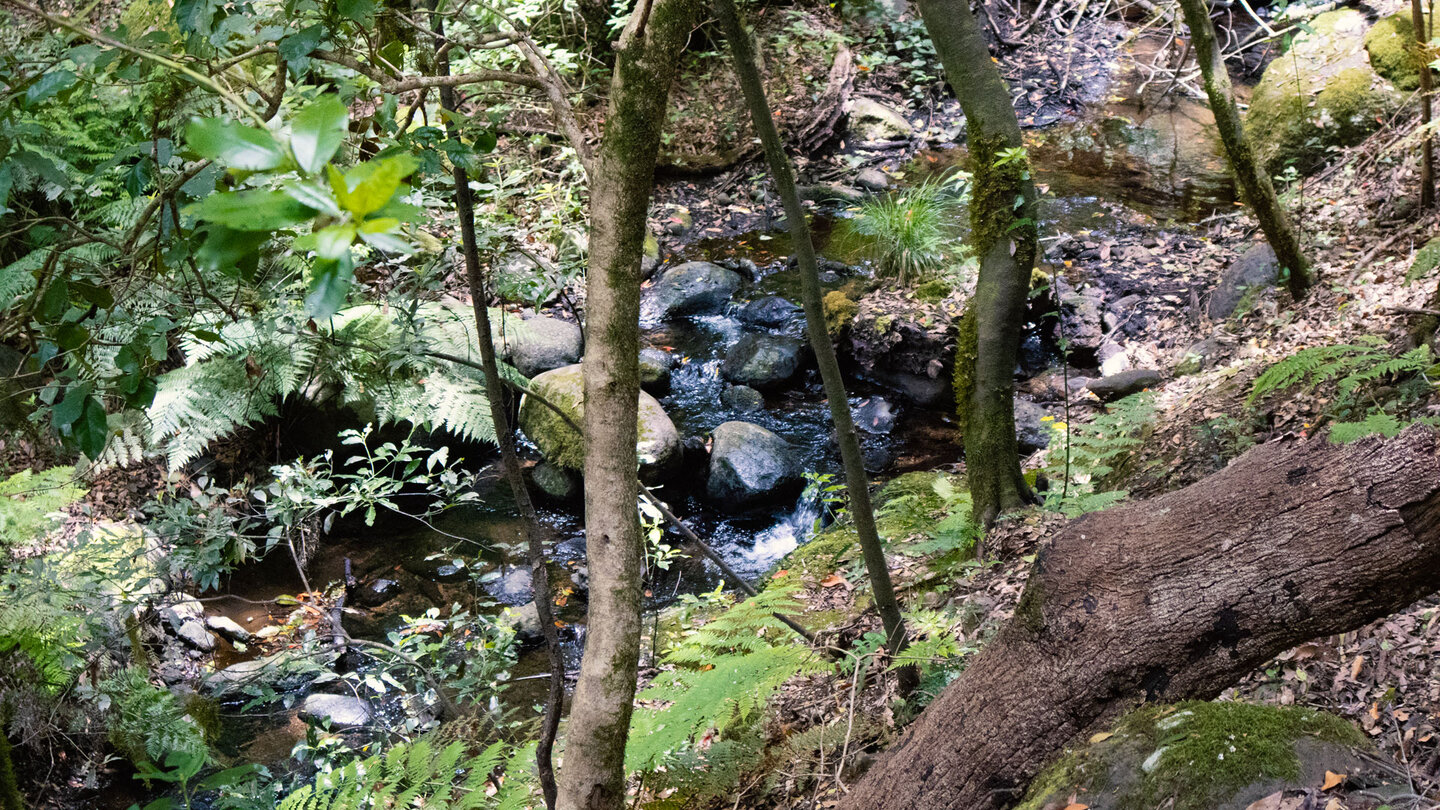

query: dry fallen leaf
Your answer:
[820,573,847,588]
[1061,804,1088,810]
[1321,770,1346,791]
[1245,791,1285,810]
[1088,732,1114,744]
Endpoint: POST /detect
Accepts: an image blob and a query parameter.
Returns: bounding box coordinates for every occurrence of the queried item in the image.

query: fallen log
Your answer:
[841,426,1440,809]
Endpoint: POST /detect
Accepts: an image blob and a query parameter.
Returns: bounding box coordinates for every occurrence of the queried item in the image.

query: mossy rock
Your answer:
[822,290,858,337]
[1365,11,1431,91]
[517,364,681,482]
[1246,9,1400,175]
[1407,235,1440,282]
[1018,701,1367,810]
[914,278,953,304]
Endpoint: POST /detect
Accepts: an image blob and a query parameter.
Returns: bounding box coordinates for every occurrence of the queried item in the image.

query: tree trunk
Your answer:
[558,1,699,808]
[1413,0,1435,208]
[840,426,1440,809]
[430,13,565,807]
[916,0,1037,526]
[712,0,915,694]
[1176,0,1313,299]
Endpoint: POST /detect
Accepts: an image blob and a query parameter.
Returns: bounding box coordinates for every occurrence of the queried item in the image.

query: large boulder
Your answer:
[721,334,806,389]
[846,97,913,142]
[845,293,955,406]
[642,262,742,320]
[1208,243,1280,320]
[1365,11,1431,91]
[1247,9,1400,175]
[494,313,582,378]
[518,364,681,482]
[1086,368,1163,402]
[1017,702,1365,810]
[706,421,802,508]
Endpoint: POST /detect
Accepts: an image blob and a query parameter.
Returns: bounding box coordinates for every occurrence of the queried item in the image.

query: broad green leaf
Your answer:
[25,70,76,107]
[336,0,378,22]
[194,225,268,276]
[357,229,412,254]
[53,382,91,429]
[186,190,315,231]
[278,25,326,75]
[312,224,357,260]
[330,154,418,217]
[291,95,349,174]
[185,118,286,171]
[306,256,355,319]
[284,181,342,216]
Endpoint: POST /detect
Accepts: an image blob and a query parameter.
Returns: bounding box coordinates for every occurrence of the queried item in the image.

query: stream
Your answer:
[208,39,1241,767]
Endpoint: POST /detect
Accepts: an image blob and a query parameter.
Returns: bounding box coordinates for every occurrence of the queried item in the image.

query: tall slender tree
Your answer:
[558,0,700,807]
[711,0,915,693]
[1175,0,1313,298]
[916,0,1038,527]
[1412,0,1435,208]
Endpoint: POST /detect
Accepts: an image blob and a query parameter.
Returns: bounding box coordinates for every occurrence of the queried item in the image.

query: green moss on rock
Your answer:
[822,290,858,337]
[517,364,680,478]
[1365,12,1428,91]
[1019,701,1366,810]
[914,278,953,303]
[1246,9,1399,174]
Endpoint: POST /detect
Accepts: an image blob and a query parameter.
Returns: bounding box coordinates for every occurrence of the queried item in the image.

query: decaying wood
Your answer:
[794,43,855,154]
[842,427,1440,809]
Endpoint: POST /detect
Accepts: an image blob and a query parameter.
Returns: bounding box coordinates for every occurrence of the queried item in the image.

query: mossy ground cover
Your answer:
[1019,701,1365,810]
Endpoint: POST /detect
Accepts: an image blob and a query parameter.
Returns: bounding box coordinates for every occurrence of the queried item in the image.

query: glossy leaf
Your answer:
[185,118,287,171]
[306,256,355,319]
[186,190,315,231]
[290,95,349,175]
[25,70,77,107]
[329,154,418,217]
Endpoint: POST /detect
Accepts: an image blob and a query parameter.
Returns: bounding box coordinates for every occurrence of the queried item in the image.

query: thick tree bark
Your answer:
[917,0,1037,527]
[1176,0,1313,299]
[841,427,1440,809]
[558,1,699,808]
[712,0,915,694]
[429,13,565,807]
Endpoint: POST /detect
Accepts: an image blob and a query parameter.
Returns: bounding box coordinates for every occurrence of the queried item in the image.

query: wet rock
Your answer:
[301,693,373,729]
[518,364,681,483]
[355,578,402,608]
[721,385,765,413]
[845,295,956,406]
[721,334,806,389]
[1207,243,1280,320]
[486,566,534,606]
[643,262,743,320]
[1086,368,1163,402]
[856,167,891,192]
[737,295,802,328]
[1014,399,1052,452]
[854,396,897,435]
[160,596,204,632]
[205,616,251,643]
[680,435,711,481]
[847,97,913,142]
[175,621,215,652]
[639,347,675,394]
[530,460,579,502]
[505,602,543,642]
[662,207,693,236]
[495,314,583,379]
[642,233,662,280]
[205,652,324,695]
[406,556,470,583]
[706,421,802,508]
[797,183,866,204]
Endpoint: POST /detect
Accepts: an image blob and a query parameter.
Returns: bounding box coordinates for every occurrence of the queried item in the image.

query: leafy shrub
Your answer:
[0,466,84,546]
[1043,392,1156,516]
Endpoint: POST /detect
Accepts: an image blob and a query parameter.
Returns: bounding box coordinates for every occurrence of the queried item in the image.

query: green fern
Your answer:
[626,585,826,772]
[1043,392,1156,516]
[277,739,535,810]
[102,667,208,768]
[0,466,84,546]
[1329,412,1406,443]
[1247,338,1434,404]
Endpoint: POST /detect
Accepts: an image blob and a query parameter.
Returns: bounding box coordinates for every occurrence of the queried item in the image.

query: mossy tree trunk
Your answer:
[428,10,565,806]
[916,0,1037,527]
[840,428,1440,809]
[558,0,699,807]
[1176,0,1314,298]
[712,0,916,694]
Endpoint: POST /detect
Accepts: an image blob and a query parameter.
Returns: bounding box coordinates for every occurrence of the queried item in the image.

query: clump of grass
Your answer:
[850,173,969,287]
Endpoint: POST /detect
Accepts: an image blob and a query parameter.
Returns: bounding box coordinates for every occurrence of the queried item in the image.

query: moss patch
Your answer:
[1365,12,1428,91]
[1246,9,1398,174]
[914,278,953,303]
[822,290,858,337]
[1019,701,1366,810]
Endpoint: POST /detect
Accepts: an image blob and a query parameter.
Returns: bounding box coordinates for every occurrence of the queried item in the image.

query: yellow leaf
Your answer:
[1063,804,1089,810]
[1088,732,1113,744]
[1321,770,1346,791]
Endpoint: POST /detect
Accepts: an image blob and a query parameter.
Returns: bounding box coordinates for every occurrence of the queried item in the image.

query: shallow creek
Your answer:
[211,44,1240,762]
